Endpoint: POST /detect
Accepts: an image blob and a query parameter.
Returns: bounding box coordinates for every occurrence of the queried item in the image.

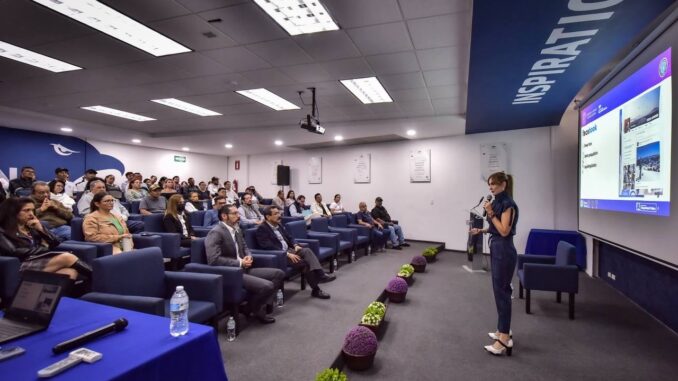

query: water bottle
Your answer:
[333,258,338,269]
[169,286,189,337]
[226,316,236,342]
[351,251,356,262]
[276,289,284,308]
[202,200,209,210]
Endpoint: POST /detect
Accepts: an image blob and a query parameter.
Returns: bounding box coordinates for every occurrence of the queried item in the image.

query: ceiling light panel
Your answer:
[82,105,156,121]
[253,0,339,36]
[0,40,82,72]
[340,77,393,104]
[151,98,222,116]
[236,88,300,111]
[33,0,191,57]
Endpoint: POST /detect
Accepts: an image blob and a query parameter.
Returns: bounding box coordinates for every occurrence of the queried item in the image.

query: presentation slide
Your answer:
[580,48,672,216]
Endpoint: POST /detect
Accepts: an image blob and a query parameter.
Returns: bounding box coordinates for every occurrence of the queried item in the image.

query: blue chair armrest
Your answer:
[143,232,182,259]
[56,243,97,264]
[81,292,165,316]
[307,231,339,251]
[128,214,143,221]
[132,234,163,250]
[0,257,21,304]
[328,227,356,243]
[282,216,303,224]
[184,263,243,305]
[517,254,556,269]
[165,272,223,312]
[294,238,320,256]
[193,227,211,238]
[63,240,113,258]
[522,264,579,293]
[348,224,371,236]
[251,252,283,270]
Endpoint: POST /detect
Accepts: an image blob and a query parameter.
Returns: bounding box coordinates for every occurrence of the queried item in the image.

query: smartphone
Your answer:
[0,346,26,362]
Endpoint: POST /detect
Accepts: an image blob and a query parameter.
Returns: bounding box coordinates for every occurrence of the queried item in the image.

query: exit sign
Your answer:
[174,155,186,163]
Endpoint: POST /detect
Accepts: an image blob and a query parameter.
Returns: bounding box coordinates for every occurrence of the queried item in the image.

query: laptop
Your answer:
[0,271,71,344]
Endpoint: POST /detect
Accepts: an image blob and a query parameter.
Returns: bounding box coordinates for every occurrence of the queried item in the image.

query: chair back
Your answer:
[120,201,131,213]
[285,220,308,239]
[189,210,207,227]
[14,188,31,197]
[261,198,273,205]
[310,218,329,232]
[92,247,165,297]
[244,228,260,249]
[190,238,208,264]
[284,205,291,217]
[555,241,577,266]
[330,214,348,228]
[130,200,141,214]
[349,213,358,224]
[142,213,164,232]
[70,217,85,241]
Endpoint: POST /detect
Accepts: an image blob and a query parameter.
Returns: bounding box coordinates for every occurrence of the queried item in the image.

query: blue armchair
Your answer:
[311,217,356,264]
[82,247,223,326]
[518,241,579,319]
[188,210,212,237]
[142,213,190,269]
[330,214,370,256]
[66,217,162,258]
[243,228,306,290]
[284,220,338,273]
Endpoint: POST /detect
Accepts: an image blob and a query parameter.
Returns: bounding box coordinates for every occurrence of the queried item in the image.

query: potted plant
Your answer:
[385,277,408,303]
[364,301,387,320]
[315,368,347,381]
[359,312,382,334]
[411,255,427,272]
[342,326,378,371]
[422,247,438,263]
[397,264,415,285]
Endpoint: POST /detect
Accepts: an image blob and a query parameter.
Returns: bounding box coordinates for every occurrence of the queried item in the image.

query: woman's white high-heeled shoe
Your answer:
[484,339,513,356]
[487,330,513,340]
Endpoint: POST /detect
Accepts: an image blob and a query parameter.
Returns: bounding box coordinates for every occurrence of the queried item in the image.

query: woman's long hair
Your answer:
[90,192,108,213]
[48,179,65,194]
[165,194,184,219]
[0,197,34,243]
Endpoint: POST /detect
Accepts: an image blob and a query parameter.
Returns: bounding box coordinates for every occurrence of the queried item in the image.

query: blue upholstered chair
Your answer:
[243,228,306,290]
[330,214,370,256]
[310,218,356,264]
[66,217,162,258]
[188,210,211,237]
[82,247,223,326]
[284,220,338,273]
[518,241,579,319]
[142,213,190,269]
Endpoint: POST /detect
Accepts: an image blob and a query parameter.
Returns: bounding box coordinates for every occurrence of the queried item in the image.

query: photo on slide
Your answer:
[636,141,661,180]
[620,164,636,196]
[622,87,660,133]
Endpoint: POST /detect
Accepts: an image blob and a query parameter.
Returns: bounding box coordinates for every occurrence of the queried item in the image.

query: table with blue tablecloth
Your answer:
[0,297,228,381]
[525,229,587,269]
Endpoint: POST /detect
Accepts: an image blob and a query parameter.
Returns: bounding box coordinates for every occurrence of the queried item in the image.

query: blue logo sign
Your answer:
[659,57,668,77]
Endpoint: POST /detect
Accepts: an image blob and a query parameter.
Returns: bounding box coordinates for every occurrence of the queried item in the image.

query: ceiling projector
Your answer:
[300,114,325,135]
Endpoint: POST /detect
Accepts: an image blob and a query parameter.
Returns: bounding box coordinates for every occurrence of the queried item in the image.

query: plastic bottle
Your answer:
[332,258,338,270]
[226,316,236,342]
[351,251,356,262]
[276,289,284,308]
[169,286,189,337]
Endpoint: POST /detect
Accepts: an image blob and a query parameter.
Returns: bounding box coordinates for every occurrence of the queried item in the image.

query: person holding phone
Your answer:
[0,198,91,280]
[470,172,519,356]
[83,193,133,254]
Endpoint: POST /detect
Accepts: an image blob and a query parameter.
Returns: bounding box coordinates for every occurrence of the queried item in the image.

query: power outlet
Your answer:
[607,272,616,280]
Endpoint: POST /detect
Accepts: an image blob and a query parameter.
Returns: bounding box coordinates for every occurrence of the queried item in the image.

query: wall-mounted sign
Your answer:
[235,160,240,170]
[174,155,186,163]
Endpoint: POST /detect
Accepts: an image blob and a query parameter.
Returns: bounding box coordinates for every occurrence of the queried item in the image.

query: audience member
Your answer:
[371,196,408,248]
[83,192,133,254]
[208,177,220,197]
[48,180,76,209]
[149,175,158,185]
[285,190,296,207]
[214,188,228,205]
[163,194,196,247]
[77,180,143,233]
[143,178,152,190]
[172,176,181,192]
[197,181,211,200]
[329,194,345,214]
[239,193,263,226]
[125,179,148,201]
[140,185,167,215]
[158,176,167,189]
[161,178,177,199]
[0,182,6,204]
[272,190,285,209]
[224,181,238,204]
[30,182,73,241]
[9,166,36,195]
[74,169,98,193]
[104,175,123,200]
[205,205,284,324]
[54,167,75,196]
[0,198,90,280]
[356,202,390,252]
[185,192,203,212]
[203,196,227,227]
[256,206,334,299]
[120,172,134,193]
[311,193,332,217]
[290,195,313,224]
[182,177,200,198]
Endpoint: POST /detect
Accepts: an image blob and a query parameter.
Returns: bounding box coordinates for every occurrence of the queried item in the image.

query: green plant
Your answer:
[315,368,347,381]
[364,302,386,318]
[361,312,381,326]
[422,247,438,257]
[397,271,410,277]
[399,264,414,275]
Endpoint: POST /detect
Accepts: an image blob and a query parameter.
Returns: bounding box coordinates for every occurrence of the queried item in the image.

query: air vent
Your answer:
[288,134,407,150]
[207,18,222,23]
[202,31,217,38]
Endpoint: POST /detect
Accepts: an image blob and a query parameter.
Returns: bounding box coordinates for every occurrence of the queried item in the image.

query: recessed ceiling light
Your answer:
[182,147,190,152]
[151,98,221,116]
[33,0,190,57]
[340,77,393,104]
[235,89,300,111]
[0,40,81,72]
[132,139,142,144]
[274,140,283,146]
[406,129,417,136]
[252,0,339,36]
[82,106,156,122]
[60,127,73,132]
[224,143,233,149]
[334,135,343,141]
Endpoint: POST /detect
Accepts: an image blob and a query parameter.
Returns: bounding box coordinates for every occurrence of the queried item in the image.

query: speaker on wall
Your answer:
[277,165,290,186]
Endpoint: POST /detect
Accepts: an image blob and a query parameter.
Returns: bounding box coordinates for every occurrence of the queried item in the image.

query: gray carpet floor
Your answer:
[216,242,678,381]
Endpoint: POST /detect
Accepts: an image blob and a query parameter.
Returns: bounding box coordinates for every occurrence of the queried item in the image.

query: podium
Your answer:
[464,211,487,272]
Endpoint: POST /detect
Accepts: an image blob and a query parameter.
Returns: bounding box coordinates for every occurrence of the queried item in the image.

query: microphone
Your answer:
[482,194,493,217]
[52,318,128,354]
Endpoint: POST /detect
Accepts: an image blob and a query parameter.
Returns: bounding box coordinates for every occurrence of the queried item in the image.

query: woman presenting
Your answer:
[470,172,518,356]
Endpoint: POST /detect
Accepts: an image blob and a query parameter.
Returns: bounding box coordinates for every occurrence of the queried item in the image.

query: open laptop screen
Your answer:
[6,271,70,324]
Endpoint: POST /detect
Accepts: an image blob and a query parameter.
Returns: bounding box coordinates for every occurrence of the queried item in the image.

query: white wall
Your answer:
[89,140,229,185]
[234,127,557,252]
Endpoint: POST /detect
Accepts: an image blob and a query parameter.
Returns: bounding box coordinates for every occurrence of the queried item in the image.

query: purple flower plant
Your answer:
[343,326,378,356]
[411,255,427,266]
[386,277,408,293]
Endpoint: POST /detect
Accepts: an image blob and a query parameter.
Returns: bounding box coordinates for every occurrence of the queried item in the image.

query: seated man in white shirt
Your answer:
[238,193,264,226]
[310,193,332,217]
[329,193,346,214]
[54,167,75,197]
[224,181,238,205]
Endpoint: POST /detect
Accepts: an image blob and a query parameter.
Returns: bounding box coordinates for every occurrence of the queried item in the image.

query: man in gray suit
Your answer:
[205,205,284,324]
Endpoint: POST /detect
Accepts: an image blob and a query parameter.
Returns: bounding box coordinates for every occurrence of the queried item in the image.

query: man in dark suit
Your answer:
[205,205,284,324]
[256,206,334,299]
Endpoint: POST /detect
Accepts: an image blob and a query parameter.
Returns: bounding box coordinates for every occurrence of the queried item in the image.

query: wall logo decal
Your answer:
[51,143,80,156]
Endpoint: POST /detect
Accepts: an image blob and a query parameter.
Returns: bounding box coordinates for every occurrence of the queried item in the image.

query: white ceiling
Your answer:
[0,0,472,156]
